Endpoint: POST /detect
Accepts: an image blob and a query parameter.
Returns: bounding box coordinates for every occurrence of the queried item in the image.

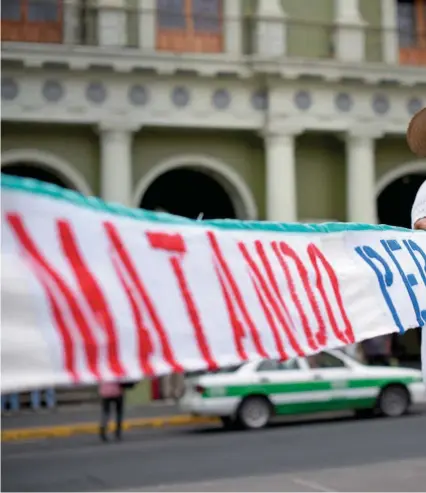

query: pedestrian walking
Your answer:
[99,381,125,442]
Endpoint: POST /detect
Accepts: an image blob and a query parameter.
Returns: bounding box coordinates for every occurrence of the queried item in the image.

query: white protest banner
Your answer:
[1,175,425,393]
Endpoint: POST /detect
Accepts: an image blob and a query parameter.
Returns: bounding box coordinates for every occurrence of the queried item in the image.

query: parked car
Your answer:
[179,349,425,430]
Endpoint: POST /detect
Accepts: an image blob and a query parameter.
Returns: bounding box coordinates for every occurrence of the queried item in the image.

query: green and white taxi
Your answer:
[179,350,425,430]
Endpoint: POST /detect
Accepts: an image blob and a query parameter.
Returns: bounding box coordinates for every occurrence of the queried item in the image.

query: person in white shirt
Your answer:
[411,181,426,384]
[407,107,426,384]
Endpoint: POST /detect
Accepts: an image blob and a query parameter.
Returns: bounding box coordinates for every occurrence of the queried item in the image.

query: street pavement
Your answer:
[2,411,426,492]
[1,402,181,430]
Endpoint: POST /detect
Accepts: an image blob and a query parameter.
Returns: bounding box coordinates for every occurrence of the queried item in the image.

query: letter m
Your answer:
[6,213,126,383]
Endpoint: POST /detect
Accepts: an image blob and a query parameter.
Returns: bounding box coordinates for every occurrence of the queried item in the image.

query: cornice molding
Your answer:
[2,42,426,87]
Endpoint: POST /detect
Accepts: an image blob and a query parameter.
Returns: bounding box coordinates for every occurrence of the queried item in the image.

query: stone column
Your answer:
[381,0,399,64]
[224,0,242,56]
[254,0,287,57]
[334,0,366,62]
[99,123,137,206]
[345,129,382,224]
[63,0,79,45]
[97,0,127,47]
[138,0,155,51]
[263,129,299,223]
[335,0,362,21]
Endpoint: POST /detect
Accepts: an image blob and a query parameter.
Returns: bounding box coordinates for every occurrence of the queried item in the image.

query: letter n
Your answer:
[272,241,323,350]
[207,231,268,360]
[308,244,355,345]
[241,240,310,357]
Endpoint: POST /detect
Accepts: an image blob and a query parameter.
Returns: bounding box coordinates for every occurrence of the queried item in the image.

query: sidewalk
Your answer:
[1,402,217,442]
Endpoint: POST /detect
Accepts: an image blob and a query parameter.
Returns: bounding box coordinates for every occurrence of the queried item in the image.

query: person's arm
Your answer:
[412,181,426,230]
[414,218,426,230]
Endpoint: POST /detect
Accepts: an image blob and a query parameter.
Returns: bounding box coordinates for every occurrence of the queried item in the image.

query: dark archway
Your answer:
[377,172,426,228]
[140,168,236,220]
[1,163,75,190]
[377,171,426,368]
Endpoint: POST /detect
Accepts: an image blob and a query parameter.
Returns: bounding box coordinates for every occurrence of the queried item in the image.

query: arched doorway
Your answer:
[1,149,93,196]
[140,167,236,220]
[1,163,75,190]
[377,172,426,228]
[134,155,258,221]
[376,167,426,368]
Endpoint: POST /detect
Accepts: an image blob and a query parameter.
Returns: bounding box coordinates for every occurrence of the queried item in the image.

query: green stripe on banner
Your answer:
[1,174,418,234]
[202,376,421,398]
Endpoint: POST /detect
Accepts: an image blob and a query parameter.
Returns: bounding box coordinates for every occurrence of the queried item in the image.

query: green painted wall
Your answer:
[296,133,346,221]
[242,0,334,57]
[1,123,100,195]
[83,1,99,46]
[296,134,419,223]
[360,0,383,63]
[133,129,266,219]
[376,137,417,181]
[283,0,383,61]
[127,380,152,405]
[127,0,139,48]
[283,0,334,59]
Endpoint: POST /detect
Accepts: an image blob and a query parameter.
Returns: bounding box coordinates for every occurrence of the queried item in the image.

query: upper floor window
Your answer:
[156,0,223,53]
[2,0,63,43]
[398,0,426,65]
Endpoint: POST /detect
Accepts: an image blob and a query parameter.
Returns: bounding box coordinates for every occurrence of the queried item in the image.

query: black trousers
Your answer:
[100,396,124,437]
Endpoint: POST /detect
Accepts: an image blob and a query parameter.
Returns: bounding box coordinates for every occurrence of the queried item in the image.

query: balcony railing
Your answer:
[1,1,425,67]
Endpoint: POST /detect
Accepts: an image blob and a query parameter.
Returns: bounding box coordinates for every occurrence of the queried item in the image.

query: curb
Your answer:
[1,415,219,442]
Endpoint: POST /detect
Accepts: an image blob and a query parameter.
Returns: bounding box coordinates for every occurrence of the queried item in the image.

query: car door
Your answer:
[305,351,354,411]
[254,358,319,416]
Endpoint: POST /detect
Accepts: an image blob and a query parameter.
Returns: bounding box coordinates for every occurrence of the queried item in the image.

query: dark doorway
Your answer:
[377,171,426,368]
[1,163,75,190]
[140,168,236,220]
[377,172,426,228]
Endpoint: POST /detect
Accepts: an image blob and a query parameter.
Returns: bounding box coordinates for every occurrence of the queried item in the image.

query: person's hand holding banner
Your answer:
[412,181,426,231]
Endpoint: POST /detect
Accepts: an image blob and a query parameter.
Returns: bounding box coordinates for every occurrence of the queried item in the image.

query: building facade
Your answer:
[2,0,426,401]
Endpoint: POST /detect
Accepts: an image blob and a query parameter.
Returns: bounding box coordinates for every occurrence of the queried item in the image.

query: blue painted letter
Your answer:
[354,245,404,333]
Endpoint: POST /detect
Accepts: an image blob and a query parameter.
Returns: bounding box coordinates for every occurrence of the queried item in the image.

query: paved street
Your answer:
[2,412,426,492]
[1,402,180,430]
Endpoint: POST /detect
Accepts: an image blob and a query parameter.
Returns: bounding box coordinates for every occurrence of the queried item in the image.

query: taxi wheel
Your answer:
[237,396,272,430]
[378,385,410,417]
